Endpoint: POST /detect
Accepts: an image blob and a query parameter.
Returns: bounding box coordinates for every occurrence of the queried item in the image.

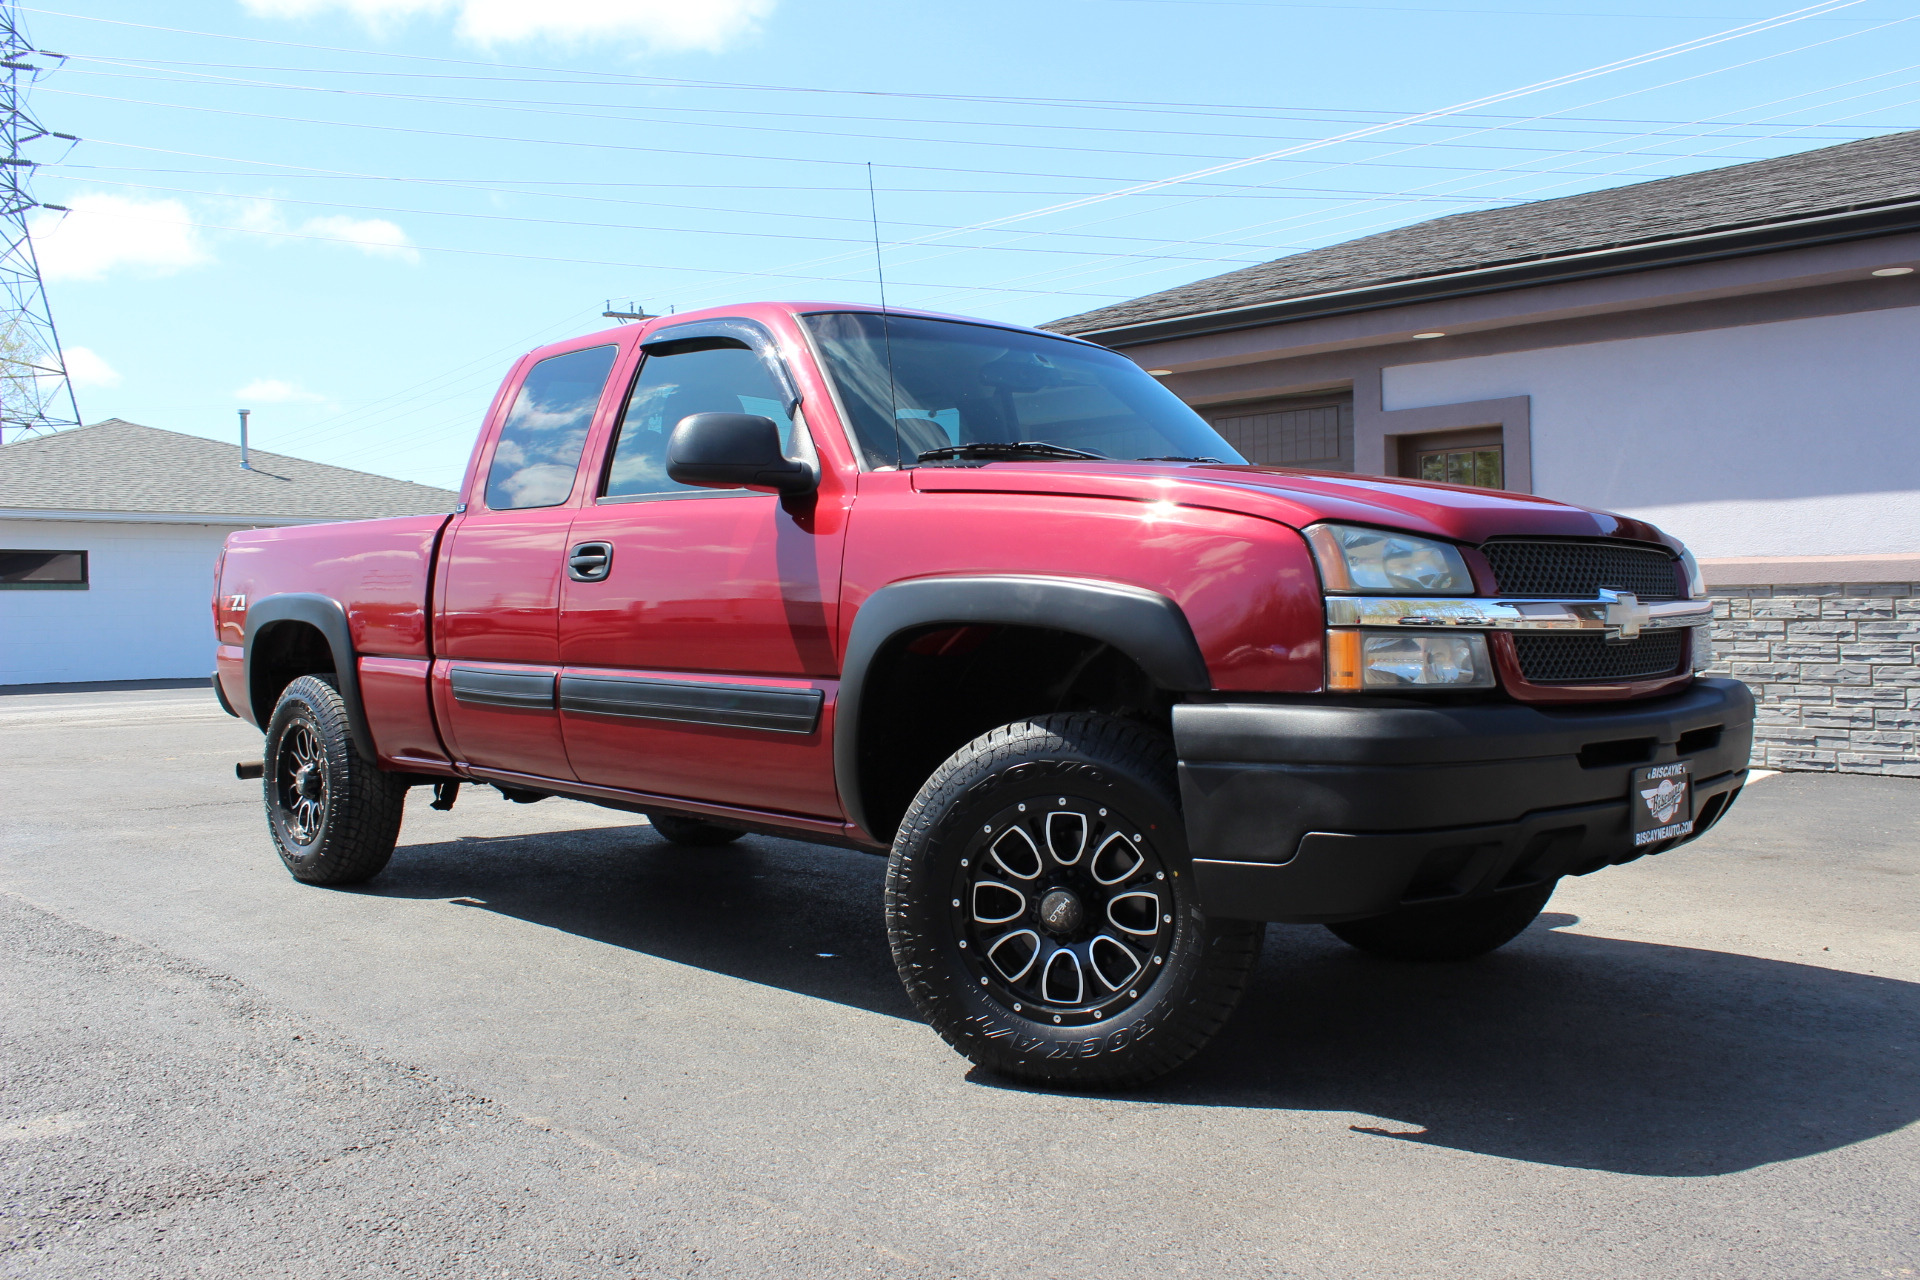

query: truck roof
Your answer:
[542,300,1107,361]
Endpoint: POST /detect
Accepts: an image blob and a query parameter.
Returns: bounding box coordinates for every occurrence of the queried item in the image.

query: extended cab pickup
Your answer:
[214,301,1753,1087]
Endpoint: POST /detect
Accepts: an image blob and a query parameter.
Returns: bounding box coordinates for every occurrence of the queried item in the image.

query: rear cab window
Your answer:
[485,345,621,510]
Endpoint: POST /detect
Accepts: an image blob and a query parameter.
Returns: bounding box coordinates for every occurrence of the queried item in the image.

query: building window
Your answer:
[1417,446,1503,489]
[1202,393,1354,470]
[0,549,88,589]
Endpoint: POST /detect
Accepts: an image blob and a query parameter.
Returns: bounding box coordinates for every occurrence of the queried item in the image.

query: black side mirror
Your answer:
[666,413,817,496]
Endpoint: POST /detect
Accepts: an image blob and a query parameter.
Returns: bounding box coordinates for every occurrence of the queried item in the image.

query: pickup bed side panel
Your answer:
[216,513,452,745]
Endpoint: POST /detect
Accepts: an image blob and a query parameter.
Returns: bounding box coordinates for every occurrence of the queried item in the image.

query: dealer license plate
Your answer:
[1630,761,1694,847]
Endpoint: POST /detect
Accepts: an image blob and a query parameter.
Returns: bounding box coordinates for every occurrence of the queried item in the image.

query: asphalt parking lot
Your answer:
[3,684,1917,1279]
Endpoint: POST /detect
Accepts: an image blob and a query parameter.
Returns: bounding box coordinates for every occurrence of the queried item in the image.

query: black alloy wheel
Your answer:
[263,674,409,886]
[958,796,1175,1028]
[275,720,330,845]
[887,713,1263,1089]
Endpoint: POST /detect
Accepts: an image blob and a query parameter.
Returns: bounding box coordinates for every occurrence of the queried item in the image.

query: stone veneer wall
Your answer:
[1704,581,1920,776]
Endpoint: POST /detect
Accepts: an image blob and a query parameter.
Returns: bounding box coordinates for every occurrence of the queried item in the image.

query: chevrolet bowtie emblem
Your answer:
[1599,588,1652,640]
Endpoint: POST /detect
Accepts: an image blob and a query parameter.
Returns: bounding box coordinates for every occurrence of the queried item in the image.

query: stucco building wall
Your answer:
[1381,307,1920,561]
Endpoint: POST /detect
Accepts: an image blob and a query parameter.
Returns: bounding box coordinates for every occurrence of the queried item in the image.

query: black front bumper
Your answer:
[1175,677,1754,924]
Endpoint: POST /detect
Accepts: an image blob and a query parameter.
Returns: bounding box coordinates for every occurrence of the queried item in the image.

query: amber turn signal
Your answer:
[1326,629,1363,691]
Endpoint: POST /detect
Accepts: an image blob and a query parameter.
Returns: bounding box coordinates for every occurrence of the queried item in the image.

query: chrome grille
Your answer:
[1482,539,1680,600]
[1513,631,1686,683]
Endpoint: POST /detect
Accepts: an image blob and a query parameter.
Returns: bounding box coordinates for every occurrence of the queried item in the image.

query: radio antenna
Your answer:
[865,162,889,312]
[867,162,902,468]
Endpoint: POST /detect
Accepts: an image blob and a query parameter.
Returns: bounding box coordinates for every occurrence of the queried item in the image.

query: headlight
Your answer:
[1328,631,1494,691]
[1305,523,1473,594]
[1677,545,1706,599]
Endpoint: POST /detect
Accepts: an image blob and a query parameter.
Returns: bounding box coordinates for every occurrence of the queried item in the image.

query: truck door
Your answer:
[557,320,846,819]
[435,342,624,781]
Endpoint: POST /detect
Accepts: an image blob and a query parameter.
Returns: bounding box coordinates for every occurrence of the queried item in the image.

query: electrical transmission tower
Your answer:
[0,0,78,445]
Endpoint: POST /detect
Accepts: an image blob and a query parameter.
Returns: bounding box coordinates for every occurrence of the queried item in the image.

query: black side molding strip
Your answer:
[559,674,823,734]
[450,667,557,710]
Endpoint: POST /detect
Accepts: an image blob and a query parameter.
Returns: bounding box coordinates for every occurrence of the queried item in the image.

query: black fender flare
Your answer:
[834,574,1212,840]
[243,593,377,763]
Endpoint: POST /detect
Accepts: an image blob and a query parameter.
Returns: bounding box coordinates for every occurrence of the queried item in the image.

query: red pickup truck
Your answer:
[213,301,1752,1087]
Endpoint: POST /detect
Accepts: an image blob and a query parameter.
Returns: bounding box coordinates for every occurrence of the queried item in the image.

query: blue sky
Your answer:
[20,0,1920,488]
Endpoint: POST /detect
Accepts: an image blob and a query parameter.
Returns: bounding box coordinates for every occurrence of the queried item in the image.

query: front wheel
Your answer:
[886,713,1263,1090]
[263,675,409,885]
[1325,880,1558,961]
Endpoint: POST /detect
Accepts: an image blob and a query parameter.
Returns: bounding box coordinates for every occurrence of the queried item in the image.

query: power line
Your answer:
[1076,0,1876,14]
[58,59,1911,155]
[51,85,1825,180]
[43,176,1295,263]
[839,9,1918,313]
[661,0,1870,308]
[42,200,1137,298]
[67,130,1721,189]
[55,161,1556,205]
[13,4,1889,117]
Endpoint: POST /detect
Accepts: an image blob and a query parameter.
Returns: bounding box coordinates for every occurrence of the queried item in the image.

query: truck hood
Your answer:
[909,460,1678,548]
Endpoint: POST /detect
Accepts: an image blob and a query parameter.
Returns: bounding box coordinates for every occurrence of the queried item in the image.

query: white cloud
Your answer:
[299,215,419,263]
[235,378,328,405]
[30,195,213,282]
[234,197,283,235]
[64,346,122,390]
[233,199,419,264]
[238,0,775,51]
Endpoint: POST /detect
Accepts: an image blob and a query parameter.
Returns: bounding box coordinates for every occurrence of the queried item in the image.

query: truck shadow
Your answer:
[368,820,920,1020]
[365,822,1920,1179]
[1129,916,1920,1177]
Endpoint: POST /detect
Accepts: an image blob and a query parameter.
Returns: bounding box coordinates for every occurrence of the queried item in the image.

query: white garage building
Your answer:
[0,419,455,687]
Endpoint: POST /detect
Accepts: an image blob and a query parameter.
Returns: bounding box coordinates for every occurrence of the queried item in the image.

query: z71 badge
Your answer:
[1631,760,1694,847]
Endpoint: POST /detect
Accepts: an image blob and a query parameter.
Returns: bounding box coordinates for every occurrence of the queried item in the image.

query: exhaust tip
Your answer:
[235,760,264,780]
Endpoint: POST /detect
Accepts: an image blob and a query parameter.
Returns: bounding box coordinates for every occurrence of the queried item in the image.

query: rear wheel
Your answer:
[645,811,747,847]
[1325,880,1558,961]
[263,675,408,886]
[886,713,1263,1089]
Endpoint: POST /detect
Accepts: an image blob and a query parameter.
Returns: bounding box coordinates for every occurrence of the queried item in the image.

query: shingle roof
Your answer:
[1048,128,1920,339]
[0,419,457,521]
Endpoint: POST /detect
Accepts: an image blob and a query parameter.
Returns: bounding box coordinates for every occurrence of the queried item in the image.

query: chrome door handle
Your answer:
[567,542,613,582]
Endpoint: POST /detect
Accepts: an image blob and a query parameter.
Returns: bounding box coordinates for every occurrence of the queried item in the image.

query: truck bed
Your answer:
[215,514,451,732]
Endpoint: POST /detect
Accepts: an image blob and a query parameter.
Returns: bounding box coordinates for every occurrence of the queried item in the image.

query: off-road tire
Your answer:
[263,674,409,886]
[886,713,1263,1089]
[1325,880,1558,961]
[645,811,747,847]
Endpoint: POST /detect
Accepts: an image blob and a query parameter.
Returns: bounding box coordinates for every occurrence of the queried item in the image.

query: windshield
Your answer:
[801,312,1244,468]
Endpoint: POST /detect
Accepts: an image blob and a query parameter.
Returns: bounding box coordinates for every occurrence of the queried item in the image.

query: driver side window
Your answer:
[603,338,797,500]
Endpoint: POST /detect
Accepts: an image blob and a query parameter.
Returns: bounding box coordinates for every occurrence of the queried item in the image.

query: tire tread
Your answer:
[886,713,1261,1089]
[264,674,407,886]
